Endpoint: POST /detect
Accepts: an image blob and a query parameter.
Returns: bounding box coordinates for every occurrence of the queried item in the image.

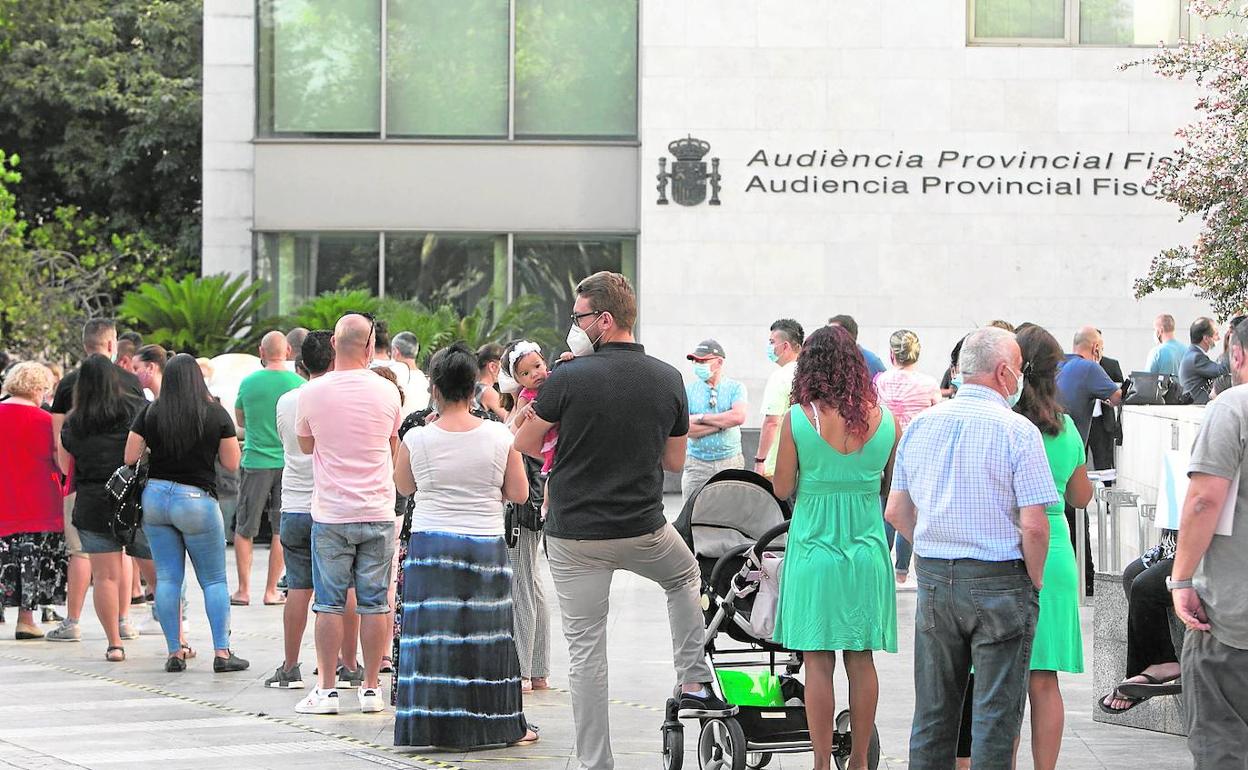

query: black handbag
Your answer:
[1123,371,1171,406]
[105,461,148,545]
[504,456,546,547]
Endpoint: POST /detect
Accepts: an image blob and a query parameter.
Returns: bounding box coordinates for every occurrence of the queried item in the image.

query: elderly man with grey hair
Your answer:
[388,331,430,413]
[885,327,1057,770]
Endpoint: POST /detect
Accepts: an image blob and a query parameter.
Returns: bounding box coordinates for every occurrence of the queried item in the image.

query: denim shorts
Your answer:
[78,527,153,561]
[310,521,395,615]
[279,511,313,591]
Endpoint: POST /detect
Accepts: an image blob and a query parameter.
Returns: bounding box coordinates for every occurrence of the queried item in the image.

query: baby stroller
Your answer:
[664,469,880,770]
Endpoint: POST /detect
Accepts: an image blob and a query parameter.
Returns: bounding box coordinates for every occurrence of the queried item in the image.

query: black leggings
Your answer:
[1122,556,1178,676]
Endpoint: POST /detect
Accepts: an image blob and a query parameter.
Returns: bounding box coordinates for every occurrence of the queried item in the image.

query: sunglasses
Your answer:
[708,387,718,410]
[347,310,377,346]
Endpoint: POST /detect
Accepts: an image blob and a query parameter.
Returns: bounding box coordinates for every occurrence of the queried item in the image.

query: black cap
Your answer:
[687,339,726,360]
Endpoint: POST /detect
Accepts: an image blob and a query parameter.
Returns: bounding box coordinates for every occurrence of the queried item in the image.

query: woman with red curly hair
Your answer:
[771,325,900,770]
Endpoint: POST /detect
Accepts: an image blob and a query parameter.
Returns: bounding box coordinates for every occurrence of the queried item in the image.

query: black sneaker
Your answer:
[335,664,364,689]
[214,651,250,673]
[678,689,736,718]
[41,607,64,623]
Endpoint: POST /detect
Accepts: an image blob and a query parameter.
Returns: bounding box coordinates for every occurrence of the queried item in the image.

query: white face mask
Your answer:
[566,320,603,357]
[498,368,521,395]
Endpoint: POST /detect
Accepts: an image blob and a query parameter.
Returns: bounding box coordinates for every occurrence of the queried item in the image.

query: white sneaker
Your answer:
[138,613,164,636]
[359,688,385,714]
[295,688,340,715]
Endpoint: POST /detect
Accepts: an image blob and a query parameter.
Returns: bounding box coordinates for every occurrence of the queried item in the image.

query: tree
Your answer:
[0,0,202,265]
[117,274,274,358]
[0,151,176,361]
[1130,1,1248,319]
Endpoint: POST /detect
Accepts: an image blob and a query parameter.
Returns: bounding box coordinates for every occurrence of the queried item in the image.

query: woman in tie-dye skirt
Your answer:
[391,343,538,748]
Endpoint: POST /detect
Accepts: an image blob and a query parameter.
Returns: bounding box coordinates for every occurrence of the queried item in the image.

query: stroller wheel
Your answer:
[697,717,746,770]
[746,751,772,769]
[833,709,881,770]
[661,718,684,770]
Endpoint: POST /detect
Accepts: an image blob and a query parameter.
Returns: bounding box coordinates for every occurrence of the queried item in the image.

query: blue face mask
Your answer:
[692,362,713,382]
[950,372,962,390]
[766,343,780,365]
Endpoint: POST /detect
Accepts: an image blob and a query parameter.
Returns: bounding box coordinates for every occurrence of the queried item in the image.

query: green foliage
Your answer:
[0,0,203,264]
[0,151,179,360]
[286,291,560,365]
[117,274,274,358]
[1129,2,1248,318]
[285,290,380,331]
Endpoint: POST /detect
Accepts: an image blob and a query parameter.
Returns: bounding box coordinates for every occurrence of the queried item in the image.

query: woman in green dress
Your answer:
[772,325,899,770]
[1013,325,1093,770]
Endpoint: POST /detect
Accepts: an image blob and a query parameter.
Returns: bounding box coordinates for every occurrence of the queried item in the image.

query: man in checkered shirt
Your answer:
[885,326,1057,770]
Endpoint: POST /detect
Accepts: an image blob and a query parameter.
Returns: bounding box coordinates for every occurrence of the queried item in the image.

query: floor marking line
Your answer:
[0,651,468,770]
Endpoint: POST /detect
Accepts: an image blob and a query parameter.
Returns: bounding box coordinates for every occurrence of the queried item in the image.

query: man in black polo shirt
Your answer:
[47,318,147,642]
[516,272,731,770]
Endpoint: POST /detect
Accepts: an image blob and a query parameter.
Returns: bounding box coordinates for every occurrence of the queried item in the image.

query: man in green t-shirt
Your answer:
[233,330,305,606]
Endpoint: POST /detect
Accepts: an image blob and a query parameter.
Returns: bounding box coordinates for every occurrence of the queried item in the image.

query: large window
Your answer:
[257,0,639,139]
[255,232,637,346]
[257,0,381,135]
[969,0,1244,44]
[256,232,381,316]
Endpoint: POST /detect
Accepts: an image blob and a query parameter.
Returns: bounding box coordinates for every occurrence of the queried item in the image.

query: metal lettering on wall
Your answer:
[657,135,722,206]
[654,137,1175,203]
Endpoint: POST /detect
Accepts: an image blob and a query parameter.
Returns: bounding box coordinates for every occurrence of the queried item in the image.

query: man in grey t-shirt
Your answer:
[1171,319,1248,768]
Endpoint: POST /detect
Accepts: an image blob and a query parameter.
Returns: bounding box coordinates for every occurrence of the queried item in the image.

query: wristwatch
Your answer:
[1165,577,1194,591]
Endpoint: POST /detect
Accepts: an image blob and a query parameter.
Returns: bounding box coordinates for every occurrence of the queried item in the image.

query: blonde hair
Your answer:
[2,362,54,400]
[889,329,922,366]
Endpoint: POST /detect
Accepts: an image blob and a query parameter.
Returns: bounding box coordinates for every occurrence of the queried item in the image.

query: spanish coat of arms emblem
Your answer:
[657,135,722,206]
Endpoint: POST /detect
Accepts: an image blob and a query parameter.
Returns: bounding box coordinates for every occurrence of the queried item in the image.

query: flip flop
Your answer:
[510,724,540,746]
[263,597,286,606]
[1098,687,1145,714]
[1118,673,1182,699]
[229,598,249,606]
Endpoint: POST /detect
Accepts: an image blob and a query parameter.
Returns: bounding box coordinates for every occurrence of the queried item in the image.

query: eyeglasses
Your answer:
[569,310,603,324]
[347,310,377,347]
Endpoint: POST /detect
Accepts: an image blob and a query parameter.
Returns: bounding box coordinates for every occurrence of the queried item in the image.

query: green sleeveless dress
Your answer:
[1029,414,1085,673]
[773,404,898,653]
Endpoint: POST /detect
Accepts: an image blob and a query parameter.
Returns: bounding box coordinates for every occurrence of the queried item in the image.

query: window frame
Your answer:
[255,0,641,141]
[967,0,1216,47]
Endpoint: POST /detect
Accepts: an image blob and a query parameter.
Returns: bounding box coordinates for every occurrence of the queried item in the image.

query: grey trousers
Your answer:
[547,525,713,770]
[680,454,745,504]
[1184,628,1248,769]
[506,528,551,679]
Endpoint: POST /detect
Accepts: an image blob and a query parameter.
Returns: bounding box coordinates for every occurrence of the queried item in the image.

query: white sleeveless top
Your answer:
[403,420,513,536]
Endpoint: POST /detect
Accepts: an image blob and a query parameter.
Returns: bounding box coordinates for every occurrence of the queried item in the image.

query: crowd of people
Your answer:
[1,286,1246,770]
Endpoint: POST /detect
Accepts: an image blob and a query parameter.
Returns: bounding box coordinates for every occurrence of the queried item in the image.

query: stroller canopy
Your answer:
[675,469,790,560]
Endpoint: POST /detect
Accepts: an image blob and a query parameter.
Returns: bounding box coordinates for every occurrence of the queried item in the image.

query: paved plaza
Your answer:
[0,498,1190,770]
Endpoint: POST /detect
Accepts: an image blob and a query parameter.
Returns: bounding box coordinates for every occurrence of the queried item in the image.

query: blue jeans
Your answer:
[141,479,231,654]
[909,557,1039,770]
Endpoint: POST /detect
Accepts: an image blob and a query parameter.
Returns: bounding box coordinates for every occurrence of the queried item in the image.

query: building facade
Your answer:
[204,0,1222,421]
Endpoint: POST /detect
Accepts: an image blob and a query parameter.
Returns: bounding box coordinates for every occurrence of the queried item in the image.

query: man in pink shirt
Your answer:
[293,314,401,716]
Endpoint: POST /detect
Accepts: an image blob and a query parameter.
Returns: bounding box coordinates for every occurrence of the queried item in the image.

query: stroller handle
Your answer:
[751,520,791,561]
[707,543,755,590]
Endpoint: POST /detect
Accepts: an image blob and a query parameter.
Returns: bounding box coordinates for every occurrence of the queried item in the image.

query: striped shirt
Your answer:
[891,384,1058,561]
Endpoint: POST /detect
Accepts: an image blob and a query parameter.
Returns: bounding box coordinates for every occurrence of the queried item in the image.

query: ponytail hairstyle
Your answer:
[429,342,479,403]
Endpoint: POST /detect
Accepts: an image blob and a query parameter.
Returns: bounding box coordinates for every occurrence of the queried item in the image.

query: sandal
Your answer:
[530,677,551,691]
[522,677,533,693]
[1118,672,1182,699]
[181,643,197,659]
[105,646,126,662]
[510,723,540,746]
[1098,687,1145,714]
[380,656,394,674]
